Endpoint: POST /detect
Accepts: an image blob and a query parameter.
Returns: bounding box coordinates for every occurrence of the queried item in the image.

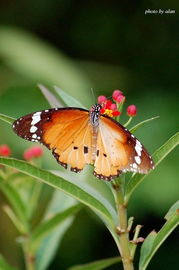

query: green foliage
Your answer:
[0,102,178,270]
[0,176,29,233]
[0,158,114,228]
[139,202,179,270]
[54,85,87,109]
[68,256,121,270]
[35,192,79,270]
[30,204,82,252]
[0,26,93,107]
[0,254,18,270]
[129,116,159,134]
[165,200,179,220]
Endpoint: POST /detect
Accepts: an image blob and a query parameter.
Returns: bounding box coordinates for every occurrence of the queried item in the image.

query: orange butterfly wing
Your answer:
[42,109,93,171]
[13,108,93,171]
[93,115,154,180]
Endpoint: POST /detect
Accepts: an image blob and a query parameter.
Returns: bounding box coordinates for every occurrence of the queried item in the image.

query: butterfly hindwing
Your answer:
[93,115,154,180]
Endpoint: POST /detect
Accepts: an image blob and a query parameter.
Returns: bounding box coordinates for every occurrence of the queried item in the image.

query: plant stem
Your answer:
[23,236,35,270]
[112,181,134,270]
[124,117,133,127]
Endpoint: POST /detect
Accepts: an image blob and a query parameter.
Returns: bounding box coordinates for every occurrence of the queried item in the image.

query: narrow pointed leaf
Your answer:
[139,211,179,270]
[0,254,18,270]
[0,158,113,227]
[38,84,63,108]
[165,200,179,220]
[3,205,27,234]
[68,256,121,270]
[30,204,82,251]
[130,116,159,133]
[54,86,87,108]
[0,113,15,125]
[36,193,78,270]
[138,231,157,270]
[125,132,179,201]
[0,177,28,232]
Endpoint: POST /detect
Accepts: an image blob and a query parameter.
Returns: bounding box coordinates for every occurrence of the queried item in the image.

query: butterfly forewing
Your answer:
[13,108,93,171]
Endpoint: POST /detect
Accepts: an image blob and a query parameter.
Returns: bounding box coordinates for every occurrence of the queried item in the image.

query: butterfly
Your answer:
[12,104,154,180]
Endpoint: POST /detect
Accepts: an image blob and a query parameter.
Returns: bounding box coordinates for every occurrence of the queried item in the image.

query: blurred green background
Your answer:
[0,1,178,269]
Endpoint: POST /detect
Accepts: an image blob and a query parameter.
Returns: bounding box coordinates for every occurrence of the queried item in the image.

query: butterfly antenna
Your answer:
[91,88,97,104]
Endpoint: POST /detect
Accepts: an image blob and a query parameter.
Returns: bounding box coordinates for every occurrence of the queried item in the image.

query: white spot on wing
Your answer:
[31,112,41,125]
[32,134,37,139]
[136,140,142,147]
[132,163,138,169]
[135,144,142,156]
[30,126,38,133]
[135,156,141,164]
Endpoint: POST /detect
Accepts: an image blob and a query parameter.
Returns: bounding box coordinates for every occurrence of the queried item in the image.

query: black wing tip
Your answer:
[93,170,122,181]
[71,167,82,173]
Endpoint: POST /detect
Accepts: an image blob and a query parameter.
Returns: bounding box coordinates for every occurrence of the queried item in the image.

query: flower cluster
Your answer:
[23,146,43,161]
[0,144,11,156]
[0,144,43,162]
[97,89,137,119]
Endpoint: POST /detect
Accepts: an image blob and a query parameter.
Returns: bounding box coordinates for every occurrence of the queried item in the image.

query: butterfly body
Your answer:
[12,105,154,180]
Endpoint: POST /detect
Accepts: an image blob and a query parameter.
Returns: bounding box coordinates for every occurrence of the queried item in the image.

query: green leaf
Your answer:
[129,116,159,133]
[0,158,114,228]
[165,200,179,220]
[36,192,78,270]
[54,85,87,108]
[0,177,28,233]
[0,254,18,270]
[30,204,82,251]
[3,205,27,234]
[139,231,157,270]
[38,84,64,108]
[68,256,121,270]
[139,210,179,270]
[125,132,179,202]
[0,113,15,125]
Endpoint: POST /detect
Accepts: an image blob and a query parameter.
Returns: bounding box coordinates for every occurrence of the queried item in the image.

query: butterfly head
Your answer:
[90,104,102,126]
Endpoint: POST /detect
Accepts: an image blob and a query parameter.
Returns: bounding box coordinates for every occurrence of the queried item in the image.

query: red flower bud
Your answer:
[23,146,43,161]
[112,89,123,100]
[0,144,11,156]
[100,108,105,114]
[112,111,121,117]
[127,105,137,116]
[97,95,107,104]
[104,100,112,109]
[116,94,125,103]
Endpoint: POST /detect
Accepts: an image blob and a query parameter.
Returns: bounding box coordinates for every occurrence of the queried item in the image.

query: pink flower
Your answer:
[127,105,137,116]
[110,103,117,111]
[112,89,123,100]
[0,144,11,156]
[116,94,125,103]
[97,95,107,104]
[23,146,43,161]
